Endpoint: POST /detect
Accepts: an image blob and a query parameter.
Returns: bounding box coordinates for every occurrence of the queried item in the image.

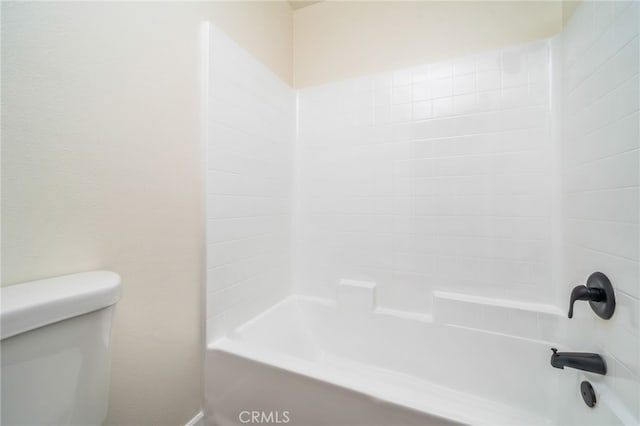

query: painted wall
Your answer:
[0,2,292,425]
[208,1,293,84]
[205,25,295,343]
[293,1,563,88]
[558,1,640,422]
[562,0,582,26]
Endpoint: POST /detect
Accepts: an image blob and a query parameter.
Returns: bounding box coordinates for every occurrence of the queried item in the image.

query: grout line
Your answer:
[566,217,640,225]
[566,33,639,96]
[568,243,639,263]
[565,185,640,194]
[564,147,639,171]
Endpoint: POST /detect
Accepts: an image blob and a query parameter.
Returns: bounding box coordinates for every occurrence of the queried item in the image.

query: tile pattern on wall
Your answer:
[206,26,295,342]
[560,1,640,419]
[204,5,639,419]
[295,40,554,314]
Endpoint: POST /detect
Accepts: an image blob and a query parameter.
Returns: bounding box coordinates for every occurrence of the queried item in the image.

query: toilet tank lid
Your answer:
[1,271,121,340]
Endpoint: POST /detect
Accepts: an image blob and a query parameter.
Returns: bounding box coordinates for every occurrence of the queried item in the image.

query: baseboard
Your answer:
[185,411,204,426]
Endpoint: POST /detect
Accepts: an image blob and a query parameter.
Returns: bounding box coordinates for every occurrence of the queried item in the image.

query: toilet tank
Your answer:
[1,271,121,426]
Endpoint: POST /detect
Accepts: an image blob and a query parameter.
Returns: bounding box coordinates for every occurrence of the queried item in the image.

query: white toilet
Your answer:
[1,271,121,426]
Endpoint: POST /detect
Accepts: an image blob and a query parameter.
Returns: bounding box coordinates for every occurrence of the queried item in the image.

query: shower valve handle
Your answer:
[567,272,615,320]
[568,286,604,318]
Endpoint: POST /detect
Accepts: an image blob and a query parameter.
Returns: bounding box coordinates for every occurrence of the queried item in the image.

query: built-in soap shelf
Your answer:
[336,279,377,314]
[336,279,433,322]
[335,279,562,341]
[433,291,563,342]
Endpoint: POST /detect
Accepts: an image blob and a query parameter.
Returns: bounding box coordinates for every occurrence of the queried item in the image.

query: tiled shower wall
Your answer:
[206,2,639,356]
[560,1,639,419]
[295,40,554,314]
[204,5,639,416]
[205,26,294,341]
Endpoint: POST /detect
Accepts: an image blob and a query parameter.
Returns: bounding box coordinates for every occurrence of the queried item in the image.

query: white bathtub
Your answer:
[205,294,628,426]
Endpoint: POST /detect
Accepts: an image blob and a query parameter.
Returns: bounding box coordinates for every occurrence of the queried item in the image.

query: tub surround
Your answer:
[558,1,640,421]
[205,294,630,426]
[295,38,555,312]
[205,1,639,424]
[204,24,295,342]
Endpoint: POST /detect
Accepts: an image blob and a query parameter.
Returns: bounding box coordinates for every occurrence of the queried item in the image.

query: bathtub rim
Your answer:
[207,295,554,426]
[207,337,553,426]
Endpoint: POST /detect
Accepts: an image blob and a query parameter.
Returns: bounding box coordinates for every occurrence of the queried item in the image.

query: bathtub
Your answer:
[205,294,627,426]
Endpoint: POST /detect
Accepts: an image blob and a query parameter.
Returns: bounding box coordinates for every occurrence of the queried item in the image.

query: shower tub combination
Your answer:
[202,1,640,423]
[205,282,628,426]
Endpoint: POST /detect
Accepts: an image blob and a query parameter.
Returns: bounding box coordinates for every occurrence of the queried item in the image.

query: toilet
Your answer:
[1,271,121,426]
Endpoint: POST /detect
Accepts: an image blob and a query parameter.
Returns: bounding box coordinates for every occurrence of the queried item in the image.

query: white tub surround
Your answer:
[557,1,640,422]
[295,39,554,313]
[204,2,640,423]
[204,24,295,342]
[206,295,634,426]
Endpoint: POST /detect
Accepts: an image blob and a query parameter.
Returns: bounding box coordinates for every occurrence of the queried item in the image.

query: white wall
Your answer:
[1,2,292,425]
[559,1,640,421]
[208,1,293,84]
[293,1,563,88]
[295,40,555,316]
[205,25,295,342]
